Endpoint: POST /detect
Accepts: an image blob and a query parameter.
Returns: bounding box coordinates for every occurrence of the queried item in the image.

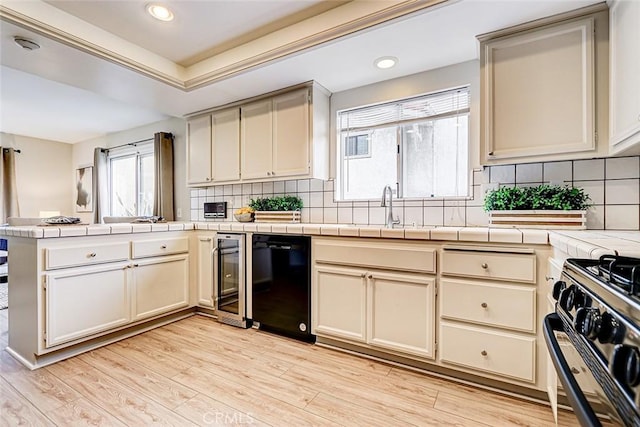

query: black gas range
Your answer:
[545,255,640,426]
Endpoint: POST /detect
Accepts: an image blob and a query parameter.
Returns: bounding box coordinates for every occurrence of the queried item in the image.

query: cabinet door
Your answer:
[196,235,214,307]
[132,254,189,321]
[187,115,212,185]
[368,271,435,359]
[481,18,595,162]
[272,89,310,178]
[313,265,366,342]
[45,262,130,347]
[212,108,241,182]
[610,0,640,152]
[241,99,273,180]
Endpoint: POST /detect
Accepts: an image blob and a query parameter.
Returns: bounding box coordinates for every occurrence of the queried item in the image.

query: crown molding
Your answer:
[1,0,450,92]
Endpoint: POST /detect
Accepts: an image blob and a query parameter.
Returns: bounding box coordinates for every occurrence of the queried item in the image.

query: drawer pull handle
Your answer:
[133,263,139,267]
[571,367,580,374]
[87,252,97,258]
[225,273,232,278]
[481,302,488,308]
[481,263,488,269]
[160,245,167,249]
[481,350,488,356]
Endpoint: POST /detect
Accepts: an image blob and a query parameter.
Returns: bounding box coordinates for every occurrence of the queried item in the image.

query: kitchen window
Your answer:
[337,86,470,200]
[108,143,154,216]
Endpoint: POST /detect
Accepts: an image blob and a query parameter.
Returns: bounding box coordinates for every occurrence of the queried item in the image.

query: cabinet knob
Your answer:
[160,245,167,249]
[267,172,271,176]
[481,350,488,356]
[368,274,373,279]
[272,171,275,176]
[133,263,139,267]
[87,252,97,258]
[545,276,553,281]
[481,302,488,308]
[206,177,211,181]
[481,263,488,269]
[361,273,366,278]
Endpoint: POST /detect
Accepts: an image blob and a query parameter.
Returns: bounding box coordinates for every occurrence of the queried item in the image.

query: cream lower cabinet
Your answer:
[440,246,539,385]
[131,254,189,321]
[312,237,437,360]
[314,264,436,359]
[45,262,131,347]
[196,234,215,308]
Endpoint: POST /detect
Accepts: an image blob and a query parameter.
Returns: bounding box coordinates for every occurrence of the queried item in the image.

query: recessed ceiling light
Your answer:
[14,36,40,51]
[146,3,174,21]
[374,56,398,69]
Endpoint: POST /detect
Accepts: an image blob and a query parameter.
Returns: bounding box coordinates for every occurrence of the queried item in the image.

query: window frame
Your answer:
[343,132,372,159]
[107,143,154,217]
[336,86,471,202]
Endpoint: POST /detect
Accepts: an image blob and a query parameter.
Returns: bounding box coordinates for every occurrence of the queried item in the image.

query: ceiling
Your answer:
[0,0,603,144]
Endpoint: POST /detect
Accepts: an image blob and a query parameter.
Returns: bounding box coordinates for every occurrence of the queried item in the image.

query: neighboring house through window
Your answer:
[337,86,470,200]
[108,143,154,216]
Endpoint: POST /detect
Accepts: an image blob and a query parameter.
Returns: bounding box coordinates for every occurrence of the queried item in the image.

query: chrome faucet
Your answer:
[381,185,400,229]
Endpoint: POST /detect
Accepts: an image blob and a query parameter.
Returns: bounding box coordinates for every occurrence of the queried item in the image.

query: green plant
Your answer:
[483,185,591,211]
[249,195,303,211]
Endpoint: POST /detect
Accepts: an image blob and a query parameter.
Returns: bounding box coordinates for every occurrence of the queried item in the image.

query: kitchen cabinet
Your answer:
[186,108,241,185]
[440,246,538,384]
[45,262,130,347]
[196,234,215,308]
[187,82,329,186]
[131,254,189,321]
[479,6,609,164]
[186,114,212,185]
[313,237,436,360]
[609,0,640,154]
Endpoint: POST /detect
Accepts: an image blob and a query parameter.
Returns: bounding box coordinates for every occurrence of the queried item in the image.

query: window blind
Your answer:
[338,86,470,132]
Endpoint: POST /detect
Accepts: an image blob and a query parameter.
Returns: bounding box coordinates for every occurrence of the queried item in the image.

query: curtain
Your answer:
[153,132,174,221]
[0,148,20,223]
[92,147,108,224]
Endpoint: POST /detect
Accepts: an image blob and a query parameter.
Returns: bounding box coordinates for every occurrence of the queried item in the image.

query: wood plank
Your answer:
[173,366,337,427]
[108,336,193,378]
[281,364,438,425]
[0,376,55,427]
[44,355,93,379]
[78,347,197,410]
[44,397,128,427]
[64,366,197,426]
[174,393,271,426]
[0,350,81,413]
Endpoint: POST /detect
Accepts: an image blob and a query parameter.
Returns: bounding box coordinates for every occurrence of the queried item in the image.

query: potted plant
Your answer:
[249,195,303,222]
[483,184,591,229]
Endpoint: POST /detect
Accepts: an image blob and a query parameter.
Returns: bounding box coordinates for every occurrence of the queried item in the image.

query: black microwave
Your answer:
[204,202,227,218]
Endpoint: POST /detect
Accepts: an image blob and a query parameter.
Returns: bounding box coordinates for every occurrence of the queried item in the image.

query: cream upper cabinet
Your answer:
[212,108,241,182]
[186,115,213,185]
[241,99,273,180]
[272,89,310,177]
[609,0,640,154]
[479,7,609,164]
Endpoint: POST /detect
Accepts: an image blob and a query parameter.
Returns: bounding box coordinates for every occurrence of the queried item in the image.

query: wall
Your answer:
[0,133,73,218]
[189,154,640,230]
[72,117,188,224]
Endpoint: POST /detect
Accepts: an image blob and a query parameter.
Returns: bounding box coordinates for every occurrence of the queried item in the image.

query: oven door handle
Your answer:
[543,313,602,427]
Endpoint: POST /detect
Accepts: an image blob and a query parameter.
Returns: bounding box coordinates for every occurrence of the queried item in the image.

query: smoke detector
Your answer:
[14,37,40,51]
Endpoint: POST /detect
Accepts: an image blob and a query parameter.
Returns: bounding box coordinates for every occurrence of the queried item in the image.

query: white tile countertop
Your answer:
[2,221,640,257]
[549,230,640,259]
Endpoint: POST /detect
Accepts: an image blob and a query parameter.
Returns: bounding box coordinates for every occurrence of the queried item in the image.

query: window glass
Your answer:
[108,144,154,216]
[337,86,469,200]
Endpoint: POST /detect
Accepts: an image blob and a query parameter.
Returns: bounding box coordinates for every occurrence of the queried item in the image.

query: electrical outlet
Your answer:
[176,208,182,219]
[480,183,499,195]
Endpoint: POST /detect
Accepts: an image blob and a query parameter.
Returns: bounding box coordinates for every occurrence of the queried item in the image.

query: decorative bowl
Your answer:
[234,213,254,222]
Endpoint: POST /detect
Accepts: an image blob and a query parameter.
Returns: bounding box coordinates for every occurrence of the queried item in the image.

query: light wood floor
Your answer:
[0,310,583,426]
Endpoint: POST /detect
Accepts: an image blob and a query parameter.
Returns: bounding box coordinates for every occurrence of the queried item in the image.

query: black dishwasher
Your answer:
[251,234,313,342]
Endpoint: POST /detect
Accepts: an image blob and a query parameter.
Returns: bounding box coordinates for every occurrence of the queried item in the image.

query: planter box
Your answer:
[489,210,586,229]
[254,211,301,223]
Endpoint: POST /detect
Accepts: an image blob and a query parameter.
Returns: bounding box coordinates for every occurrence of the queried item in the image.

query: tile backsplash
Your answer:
[190,155,640,230]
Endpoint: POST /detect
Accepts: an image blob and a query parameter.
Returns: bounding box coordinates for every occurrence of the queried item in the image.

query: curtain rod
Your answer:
[105,137,154,152]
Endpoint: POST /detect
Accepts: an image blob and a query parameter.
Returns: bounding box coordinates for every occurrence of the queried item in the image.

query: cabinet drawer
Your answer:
[45,242,130,270]
[441,249,535,283]
[131,237,189,259]
[313,238,436,273]
[440,278,536,333]
[440,322,536,383]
